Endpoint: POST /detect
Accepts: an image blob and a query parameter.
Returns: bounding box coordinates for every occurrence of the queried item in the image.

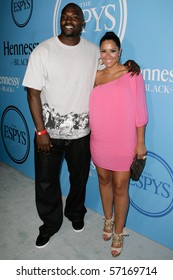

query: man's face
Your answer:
[60,5,84,37]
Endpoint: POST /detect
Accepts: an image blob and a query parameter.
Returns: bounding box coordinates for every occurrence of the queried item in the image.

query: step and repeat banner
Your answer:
[0,0,173,251]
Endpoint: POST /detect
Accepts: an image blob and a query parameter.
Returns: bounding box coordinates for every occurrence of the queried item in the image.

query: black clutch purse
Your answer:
[130,156,146,181]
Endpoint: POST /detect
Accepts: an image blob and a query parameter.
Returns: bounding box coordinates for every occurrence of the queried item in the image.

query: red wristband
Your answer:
[36,129,47,136]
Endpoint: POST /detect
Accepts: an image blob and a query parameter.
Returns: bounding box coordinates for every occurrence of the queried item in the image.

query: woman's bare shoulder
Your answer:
[94,70,104,86]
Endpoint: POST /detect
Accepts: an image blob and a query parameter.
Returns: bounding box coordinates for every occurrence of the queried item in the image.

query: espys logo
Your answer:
[53,0,127,43]
[1,106,30,164]
[129,151,173,217]
[11,0,33,28]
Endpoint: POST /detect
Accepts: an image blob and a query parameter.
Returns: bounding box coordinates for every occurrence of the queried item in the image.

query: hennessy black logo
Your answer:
[11,0,33,27]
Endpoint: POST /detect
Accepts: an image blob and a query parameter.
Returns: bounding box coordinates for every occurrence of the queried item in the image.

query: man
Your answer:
[23,2,139,248]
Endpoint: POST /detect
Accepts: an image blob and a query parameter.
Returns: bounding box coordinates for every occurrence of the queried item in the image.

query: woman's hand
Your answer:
[134,143,147,159]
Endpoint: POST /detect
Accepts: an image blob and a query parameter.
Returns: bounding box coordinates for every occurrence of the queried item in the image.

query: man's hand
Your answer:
[36,133,52,153]
[124,60,140,76]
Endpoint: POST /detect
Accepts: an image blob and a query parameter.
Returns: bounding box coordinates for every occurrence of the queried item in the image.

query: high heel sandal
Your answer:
[111,228,129,257]
[103,217,114,241]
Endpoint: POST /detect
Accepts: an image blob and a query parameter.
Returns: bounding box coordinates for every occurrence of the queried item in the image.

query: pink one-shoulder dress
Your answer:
[89,73,148,171]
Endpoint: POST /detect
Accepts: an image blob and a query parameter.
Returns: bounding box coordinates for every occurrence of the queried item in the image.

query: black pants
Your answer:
[34,134,91,235]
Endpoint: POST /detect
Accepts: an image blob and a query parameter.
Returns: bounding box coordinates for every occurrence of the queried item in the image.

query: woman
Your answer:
[89,32,148,257]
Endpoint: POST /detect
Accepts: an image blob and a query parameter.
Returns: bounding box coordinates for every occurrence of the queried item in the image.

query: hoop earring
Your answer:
[119,49,122,62]
[99,58,104,65]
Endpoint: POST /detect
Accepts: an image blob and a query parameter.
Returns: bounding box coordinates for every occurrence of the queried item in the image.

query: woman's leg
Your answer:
[112,171,130,233]
[111,171,130,256]
[96,166,113,220]
[96,166,114,239]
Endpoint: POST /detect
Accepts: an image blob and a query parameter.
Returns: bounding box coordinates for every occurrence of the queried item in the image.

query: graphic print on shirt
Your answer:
[42,103,89,137]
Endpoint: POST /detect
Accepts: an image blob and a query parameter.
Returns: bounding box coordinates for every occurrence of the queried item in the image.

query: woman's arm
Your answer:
[135,125,147,159]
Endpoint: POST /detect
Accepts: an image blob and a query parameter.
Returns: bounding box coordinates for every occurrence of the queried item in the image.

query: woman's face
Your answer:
[100,39,121,68]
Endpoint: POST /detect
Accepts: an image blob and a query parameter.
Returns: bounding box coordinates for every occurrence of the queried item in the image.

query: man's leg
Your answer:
[34,139,64,247]
[64,134,91,231]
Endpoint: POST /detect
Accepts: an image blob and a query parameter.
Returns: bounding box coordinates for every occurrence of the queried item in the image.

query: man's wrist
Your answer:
[36,129,47,136]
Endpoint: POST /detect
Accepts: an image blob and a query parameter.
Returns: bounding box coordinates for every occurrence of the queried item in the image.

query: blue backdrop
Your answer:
[0,0,173,251]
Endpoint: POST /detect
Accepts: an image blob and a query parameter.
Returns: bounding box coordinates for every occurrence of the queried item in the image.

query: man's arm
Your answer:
[124,60,140,76]
[27,88,52,152]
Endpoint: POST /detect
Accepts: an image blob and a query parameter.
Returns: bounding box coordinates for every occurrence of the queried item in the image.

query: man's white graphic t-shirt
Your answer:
[23,36,99,139]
